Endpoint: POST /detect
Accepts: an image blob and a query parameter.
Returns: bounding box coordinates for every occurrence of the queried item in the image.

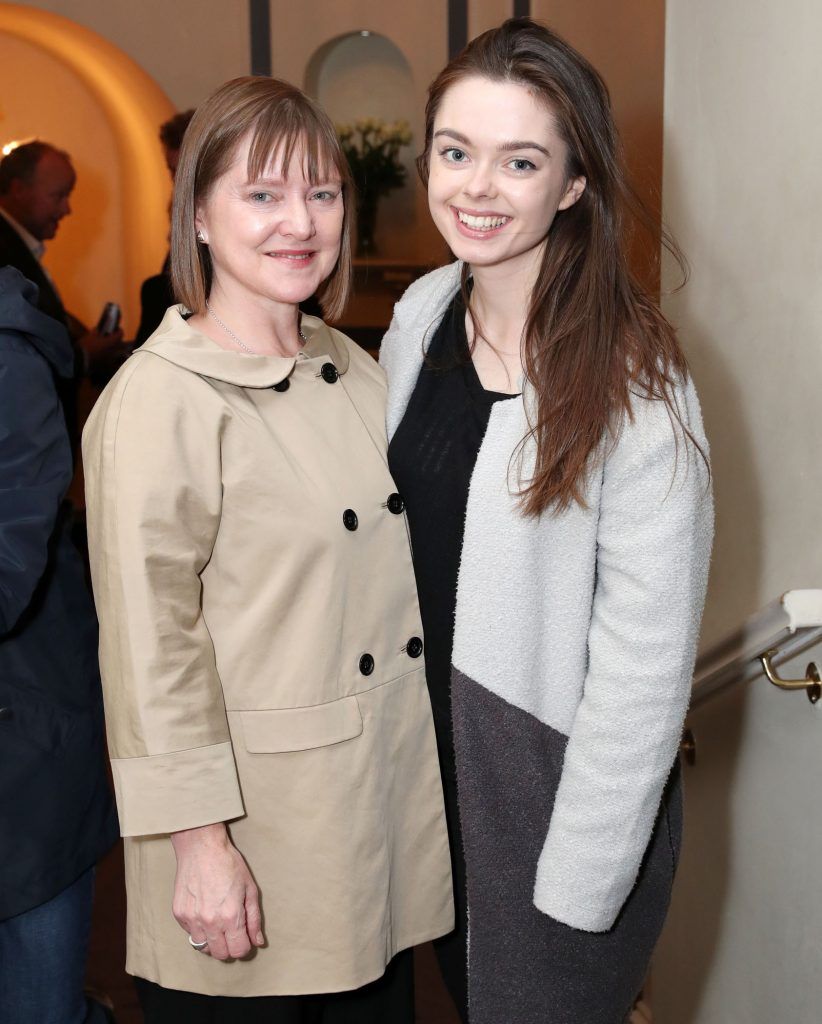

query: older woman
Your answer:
[83,77,452,1023]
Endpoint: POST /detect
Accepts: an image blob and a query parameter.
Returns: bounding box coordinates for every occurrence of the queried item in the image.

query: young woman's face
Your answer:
[427,76,585,279]
[196,133,344,310]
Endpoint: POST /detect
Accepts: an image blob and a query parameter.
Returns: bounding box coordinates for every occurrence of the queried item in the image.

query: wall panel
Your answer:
[531,0,666,285]
[469,0,513,40]
[655,3,822,1020]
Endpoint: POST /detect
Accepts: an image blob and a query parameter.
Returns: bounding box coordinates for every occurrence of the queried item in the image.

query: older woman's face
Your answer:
[195,133,344,310]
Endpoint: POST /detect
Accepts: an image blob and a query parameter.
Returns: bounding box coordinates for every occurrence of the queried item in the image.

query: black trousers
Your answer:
[134,950,414,1024]
[432,764,468,1023]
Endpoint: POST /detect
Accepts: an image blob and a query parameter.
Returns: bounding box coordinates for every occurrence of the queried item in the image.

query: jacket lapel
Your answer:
[379,261,463,441]
[0,216,67,328]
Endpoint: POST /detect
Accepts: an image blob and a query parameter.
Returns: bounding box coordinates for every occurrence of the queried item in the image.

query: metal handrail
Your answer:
[691,590,822,709]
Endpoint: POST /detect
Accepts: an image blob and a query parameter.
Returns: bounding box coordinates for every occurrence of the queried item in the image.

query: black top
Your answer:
[134,254,174,348]
[388,293,518,775]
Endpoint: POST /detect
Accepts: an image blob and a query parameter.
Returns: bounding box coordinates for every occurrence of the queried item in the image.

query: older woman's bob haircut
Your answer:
[171,76,353,322]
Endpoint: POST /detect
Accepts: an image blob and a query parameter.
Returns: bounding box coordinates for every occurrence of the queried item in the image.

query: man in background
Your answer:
[159,107,195,179]
[0,140,126,445]
[0,141,75,326]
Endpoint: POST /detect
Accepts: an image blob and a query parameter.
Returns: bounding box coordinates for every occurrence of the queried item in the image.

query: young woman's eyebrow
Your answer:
[498,140,551,157]
[433,129,550,157]
[433,128,471,144]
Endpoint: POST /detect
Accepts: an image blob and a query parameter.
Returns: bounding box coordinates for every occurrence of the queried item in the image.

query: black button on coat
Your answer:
[0,269,117,920]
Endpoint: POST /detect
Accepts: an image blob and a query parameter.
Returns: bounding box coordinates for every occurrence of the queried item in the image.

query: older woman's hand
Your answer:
[170,822,265,960]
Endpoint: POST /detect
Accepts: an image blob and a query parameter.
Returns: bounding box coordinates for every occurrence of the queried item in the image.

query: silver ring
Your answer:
[188,934,209,951]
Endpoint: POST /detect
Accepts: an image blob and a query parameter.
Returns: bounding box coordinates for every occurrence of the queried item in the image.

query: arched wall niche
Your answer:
[305,32,416,258]
[305,32,414,120]
[0,3,174,330]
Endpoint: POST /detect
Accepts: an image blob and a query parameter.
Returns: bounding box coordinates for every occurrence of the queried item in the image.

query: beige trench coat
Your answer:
[82,308,453,996]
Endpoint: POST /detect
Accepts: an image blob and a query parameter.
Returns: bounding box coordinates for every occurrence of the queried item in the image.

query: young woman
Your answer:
[382,19,713,1024]
[83,77,452,1023]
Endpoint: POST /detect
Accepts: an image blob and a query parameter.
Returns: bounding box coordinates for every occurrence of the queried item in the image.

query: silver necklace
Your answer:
[206,301,306,354]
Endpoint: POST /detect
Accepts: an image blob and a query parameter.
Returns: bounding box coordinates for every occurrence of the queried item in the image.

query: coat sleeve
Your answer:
[82,355,244,837]
[533,377,713,932]
[0,346,71,636]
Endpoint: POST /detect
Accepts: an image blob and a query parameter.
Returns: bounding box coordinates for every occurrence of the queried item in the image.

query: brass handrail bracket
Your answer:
[759,649,822,705]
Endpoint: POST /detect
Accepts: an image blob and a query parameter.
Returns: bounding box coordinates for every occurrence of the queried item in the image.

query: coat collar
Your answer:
[138,306,350,388]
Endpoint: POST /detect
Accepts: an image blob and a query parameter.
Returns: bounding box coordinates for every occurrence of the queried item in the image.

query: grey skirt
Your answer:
[452,669,682,1024]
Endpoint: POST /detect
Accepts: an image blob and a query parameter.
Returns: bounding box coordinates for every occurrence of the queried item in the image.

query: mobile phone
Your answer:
[97,302,121,335]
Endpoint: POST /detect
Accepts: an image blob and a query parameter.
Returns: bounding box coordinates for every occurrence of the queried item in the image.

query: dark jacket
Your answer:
[0,213,86,454]
[0,214,68,327]
[0,267,117,920]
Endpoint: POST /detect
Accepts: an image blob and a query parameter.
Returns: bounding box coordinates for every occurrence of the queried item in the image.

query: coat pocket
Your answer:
[238,696,363,753]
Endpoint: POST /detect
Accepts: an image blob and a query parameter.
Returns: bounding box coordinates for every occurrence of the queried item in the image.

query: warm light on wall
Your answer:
[0,3,174,327]
[1,137,34,156]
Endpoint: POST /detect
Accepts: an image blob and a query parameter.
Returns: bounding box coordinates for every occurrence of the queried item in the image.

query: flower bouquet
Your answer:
[337,118,412,255]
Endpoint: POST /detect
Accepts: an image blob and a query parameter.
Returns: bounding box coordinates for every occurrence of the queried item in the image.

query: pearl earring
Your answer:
[196,230,205,243]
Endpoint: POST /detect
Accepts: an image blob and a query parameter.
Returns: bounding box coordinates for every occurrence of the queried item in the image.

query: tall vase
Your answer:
[356,191,379,257]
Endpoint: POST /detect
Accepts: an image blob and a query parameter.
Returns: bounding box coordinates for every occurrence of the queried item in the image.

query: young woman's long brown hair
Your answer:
[418,18,698,515]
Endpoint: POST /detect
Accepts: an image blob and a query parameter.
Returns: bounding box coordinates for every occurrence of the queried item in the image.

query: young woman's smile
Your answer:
[451,206,512,238]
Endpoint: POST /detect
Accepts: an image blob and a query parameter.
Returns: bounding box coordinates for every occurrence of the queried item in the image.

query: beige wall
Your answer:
[5,0,249,108]
[654,1,822,1020]
[660,0,822,648]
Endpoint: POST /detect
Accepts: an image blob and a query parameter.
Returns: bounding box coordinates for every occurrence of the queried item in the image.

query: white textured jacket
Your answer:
[380,261,713,934]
